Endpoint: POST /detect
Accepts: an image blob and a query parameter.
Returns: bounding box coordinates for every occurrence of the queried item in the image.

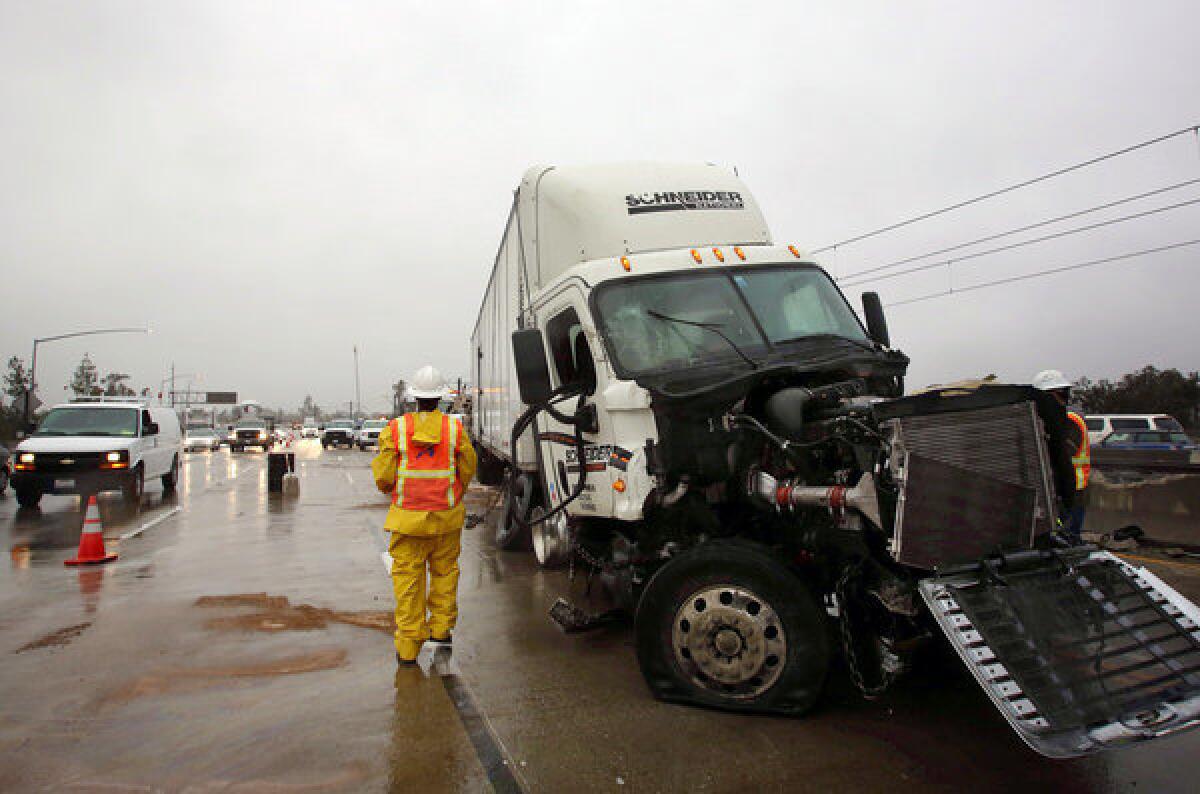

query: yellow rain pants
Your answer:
[389,530,461,659]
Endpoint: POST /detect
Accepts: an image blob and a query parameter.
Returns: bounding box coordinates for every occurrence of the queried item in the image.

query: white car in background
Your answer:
[356,419,389,450]
[184,427,222,451]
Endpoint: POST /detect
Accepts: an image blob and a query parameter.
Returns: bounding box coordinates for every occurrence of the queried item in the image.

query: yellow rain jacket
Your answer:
[371,410,476,535]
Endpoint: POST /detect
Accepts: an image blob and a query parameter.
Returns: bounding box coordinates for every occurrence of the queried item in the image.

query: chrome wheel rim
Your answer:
[532,507,571,567]
[671,585,787,699]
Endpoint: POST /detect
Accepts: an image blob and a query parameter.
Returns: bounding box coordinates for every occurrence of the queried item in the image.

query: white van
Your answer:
[10,397,183,508]
[1084,413,1184,445]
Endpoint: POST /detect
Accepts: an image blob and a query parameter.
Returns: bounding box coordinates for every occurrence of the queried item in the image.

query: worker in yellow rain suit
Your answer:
[371,365,476,665]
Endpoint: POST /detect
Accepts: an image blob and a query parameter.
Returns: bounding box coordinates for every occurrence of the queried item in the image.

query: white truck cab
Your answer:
[11,396,183,508]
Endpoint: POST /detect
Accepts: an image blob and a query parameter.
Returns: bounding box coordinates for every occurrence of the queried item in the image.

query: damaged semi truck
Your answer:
[469,163,1200,757]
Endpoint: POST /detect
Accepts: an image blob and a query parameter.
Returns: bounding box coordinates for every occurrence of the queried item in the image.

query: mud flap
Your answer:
[919,548,1200,757]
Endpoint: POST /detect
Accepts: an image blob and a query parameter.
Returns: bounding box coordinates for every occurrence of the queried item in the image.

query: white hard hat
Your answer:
[1031,369,1072,391]
[410,365,446,399]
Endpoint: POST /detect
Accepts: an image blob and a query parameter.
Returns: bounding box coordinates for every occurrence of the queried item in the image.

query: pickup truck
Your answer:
[320,419,356,449]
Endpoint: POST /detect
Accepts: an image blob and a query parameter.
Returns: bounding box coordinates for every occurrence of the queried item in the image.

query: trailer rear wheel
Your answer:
[635,540,829,715]
[495,470,534,551]
[476,449,506,486]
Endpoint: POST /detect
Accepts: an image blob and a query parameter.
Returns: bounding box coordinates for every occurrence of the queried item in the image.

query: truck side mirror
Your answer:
[145,422,160,436]
[861,292,891,348]
[512,329,553,405]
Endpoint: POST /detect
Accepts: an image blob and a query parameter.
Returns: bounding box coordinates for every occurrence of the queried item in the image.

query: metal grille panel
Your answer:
[888,401,1057,569]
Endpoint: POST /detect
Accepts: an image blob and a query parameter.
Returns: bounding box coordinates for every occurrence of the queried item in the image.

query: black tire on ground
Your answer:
[495,469,534,551]
[635,539,830,716]
[476,449,506,486]
[162,455,179,492]
[15,486,41,508]
[123,465,145,506]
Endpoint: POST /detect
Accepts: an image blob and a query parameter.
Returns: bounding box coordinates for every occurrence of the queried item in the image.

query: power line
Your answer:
[840,195,1200,287]
[811,124,1200,254]
[884,238,1200,308]
[837,177,1200,281]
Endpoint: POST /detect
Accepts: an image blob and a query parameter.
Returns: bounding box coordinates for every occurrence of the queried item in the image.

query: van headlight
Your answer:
[19,453,35,464]
[257,431,267,440]
[101,450,130,469]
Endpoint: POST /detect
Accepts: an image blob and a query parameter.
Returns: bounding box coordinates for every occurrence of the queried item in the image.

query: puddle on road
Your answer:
[195,593,395,634]
[97,649,349,707]
[14,622,92,653]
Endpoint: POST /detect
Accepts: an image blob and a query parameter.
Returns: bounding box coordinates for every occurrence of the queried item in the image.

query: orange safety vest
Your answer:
[1066,411,1091,491]
[389,414,464,511]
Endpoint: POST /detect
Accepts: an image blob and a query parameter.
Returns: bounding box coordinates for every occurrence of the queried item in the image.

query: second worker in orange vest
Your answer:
[371,365,476,664]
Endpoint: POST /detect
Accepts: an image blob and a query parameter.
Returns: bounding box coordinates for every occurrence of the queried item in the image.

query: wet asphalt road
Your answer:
[1,441,1199,792]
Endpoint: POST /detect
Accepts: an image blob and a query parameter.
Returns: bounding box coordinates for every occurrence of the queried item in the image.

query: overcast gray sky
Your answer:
[2,1,1197,415]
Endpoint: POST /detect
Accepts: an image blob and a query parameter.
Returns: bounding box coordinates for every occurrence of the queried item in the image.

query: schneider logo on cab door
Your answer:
[625,190,744,214]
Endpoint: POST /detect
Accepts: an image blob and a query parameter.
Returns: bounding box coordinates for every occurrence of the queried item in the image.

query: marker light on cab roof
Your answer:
[690,249,702,264]
[734,246,746,261]
[620,256,631,272]
[788,245,802,258]
[712,248,725,262]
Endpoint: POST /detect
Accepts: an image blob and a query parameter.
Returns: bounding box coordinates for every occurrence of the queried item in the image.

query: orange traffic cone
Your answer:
[65,496,118,566]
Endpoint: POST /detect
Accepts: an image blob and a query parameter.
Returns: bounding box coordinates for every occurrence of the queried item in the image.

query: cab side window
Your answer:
[546,308,597,395]
[142,410,154,433]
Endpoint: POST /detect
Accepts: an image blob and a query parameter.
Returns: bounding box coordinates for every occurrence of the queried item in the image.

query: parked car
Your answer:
[0,445,11,497]
[1084,414,1185,445]
[320,419,356,449]
[230,418,273,452]
[356,419,389,449]
[10,397,183,507]
[184,426,222,452]
[1096,429,1199,452]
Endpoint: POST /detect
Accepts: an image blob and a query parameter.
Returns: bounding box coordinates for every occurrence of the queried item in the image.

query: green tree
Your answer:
[102,372,135,396]
[71,353,101,397]
[4,356,30,402]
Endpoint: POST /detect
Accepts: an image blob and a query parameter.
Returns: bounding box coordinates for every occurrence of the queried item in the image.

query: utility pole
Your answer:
[353,345,362,421]
[170,362,175,407]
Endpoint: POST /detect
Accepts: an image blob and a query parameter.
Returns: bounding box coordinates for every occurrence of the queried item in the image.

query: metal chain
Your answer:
[836,561,897,699]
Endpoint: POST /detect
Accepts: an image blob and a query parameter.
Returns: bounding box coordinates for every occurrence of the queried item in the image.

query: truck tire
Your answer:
[162,455,179,492]
[476,449,506,486]
[635,539,830,716]
[15,486,41,508]
[496,470,534,551]
[123,465,145,507]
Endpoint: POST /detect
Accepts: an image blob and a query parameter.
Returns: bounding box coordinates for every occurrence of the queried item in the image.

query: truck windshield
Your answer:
[36,407,139,437]
[235,420,266,429]
[594,265,868,376]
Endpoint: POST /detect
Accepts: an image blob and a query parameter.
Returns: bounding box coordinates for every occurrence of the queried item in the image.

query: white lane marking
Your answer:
[119,505,183,541]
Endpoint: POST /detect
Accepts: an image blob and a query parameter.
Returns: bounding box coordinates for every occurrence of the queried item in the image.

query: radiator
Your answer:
[885,401,1058,570]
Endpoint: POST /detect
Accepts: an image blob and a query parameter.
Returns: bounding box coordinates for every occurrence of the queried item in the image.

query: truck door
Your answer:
[537,292,614,518]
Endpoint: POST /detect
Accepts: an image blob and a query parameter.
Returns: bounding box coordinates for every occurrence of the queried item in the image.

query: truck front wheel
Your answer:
[635,540,830,716]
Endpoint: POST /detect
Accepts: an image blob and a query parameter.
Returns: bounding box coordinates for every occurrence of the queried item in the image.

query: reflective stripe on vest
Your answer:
[391,414,463,511]
[1067,411,1091,490]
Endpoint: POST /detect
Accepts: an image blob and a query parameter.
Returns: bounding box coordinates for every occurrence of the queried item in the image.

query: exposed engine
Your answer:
[572,375,1079,700]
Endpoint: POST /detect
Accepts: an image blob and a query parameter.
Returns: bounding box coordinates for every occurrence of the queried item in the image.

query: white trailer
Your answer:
[466,163,1200,755]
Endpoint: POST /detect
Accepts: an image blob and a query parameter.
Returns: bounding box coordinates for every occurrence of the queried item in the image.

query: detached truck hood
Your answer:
[921,548,1200,757]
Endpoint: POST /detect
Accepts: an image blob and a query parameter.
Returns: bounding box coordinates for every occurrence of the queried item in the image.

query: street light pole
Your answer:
[24,326,150,428]
[353,345,362,421]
